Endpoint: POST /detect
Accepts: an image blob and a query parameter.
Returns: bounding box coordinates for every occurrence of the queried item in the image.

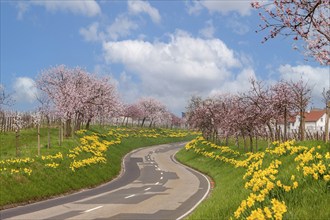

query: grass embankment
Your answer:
[0,126,197,209]
[176,137,330,219]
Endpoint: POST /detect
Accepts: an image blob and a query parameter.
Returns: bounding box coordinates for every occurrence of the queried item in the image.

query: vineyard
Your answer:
[176,136,330,219]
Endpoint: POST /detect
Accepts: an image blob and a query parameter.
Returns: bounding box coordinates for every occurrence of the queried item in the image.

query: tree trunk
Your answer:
[266,122,274,142]
[86,118,92,130]
[255,135,258,152]
[249,134,253,152]
[47,117,51,149]
[325,101,330,143]
[235,134,239,148]
[242,132,247,152]
[284,107,287,141]
[125,117,129,127]
[16,129,20,157]
[37,124,40,156]
[65,118,72,137]
[141,118,146,127]
[299,110,305,141]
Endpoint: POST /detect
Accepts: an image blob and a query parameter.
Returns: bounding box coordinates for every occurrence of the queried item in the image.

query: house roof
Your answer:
[277,109,326,124]
[305,109,326,122]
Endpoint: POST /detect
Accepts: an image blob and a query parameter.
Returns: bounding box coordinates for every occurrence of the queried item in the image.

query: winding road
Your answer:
[1,142,210,220]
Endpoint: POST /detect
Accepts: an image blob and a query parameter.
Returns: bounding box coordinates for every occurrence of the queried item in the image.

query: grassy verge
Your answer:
[176,137,330,219]
[0,126,196,209]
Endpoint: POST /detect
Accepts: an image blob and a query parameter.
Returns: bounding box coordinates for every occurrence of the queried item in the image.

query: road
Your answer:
[1,142,210,220]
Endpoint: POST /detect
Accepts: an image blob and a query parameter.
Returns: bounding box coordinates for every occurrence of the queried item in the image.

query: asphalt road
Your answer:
[1,142,210,220]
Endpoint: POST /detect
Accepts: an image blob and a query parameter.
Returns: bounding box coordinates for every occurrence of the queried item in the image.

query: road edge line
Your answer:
[172,149,211,220]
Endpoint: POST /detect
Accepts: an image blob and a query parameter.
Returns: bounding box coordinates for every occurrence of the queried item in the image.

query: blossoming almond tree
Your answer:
[36,65,121,137]
[137,97,168,127]
[252,0,330,65]
[271,81,296,141]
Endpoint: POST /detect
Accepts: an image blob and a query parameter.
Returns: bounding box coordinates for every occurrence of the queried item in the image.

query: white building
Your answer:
[279,109,329,133]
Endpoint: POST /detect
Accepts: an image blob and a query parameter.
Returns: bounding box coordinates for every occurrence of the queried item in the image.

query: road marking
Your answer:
[160,176,163,180]
[144,187,151,191]
[174,154,211,220]
[155,182,159,185]
[161,172,163,175]
[125,194,135,199]
[84,206,103,213]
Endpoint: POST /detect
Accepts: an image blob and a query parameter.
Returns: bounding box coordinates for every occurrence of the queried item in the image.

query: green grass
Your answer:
[176,138,330,219]
[0,126,196,209]
[176,149,249,219]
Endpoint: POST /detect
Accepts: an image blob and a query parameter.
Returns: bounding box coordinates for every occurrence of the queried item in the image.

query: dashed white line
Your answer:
[125,194,135,199]
[161,172,163,175]
[160,176,163,180]
[84,206,103,213]
[144,187,151,191]
[155,182,159,185]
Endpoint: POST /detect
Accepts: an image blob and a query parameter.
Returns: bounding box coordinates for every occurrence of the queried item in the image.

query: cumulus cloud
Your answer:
[187,0,252,16]
[102,31,251,113]
[278,64,330,107]
[128,0,161,24]
[80,1,159,42]
[17,0,101,18]
[80,15,139,42]
[13,77,37,103]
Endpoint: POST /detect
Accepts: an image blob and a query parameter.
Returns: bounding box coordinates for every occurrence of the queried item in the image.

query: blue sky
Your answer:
[1,0,329,114]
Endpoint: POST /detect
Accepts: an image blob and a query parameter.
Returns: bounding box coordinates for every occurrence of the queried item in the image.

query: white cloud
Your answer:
[13,77,37,103]
[278,64,330,107]
[80,22,103,42]
[210,68,256,96]
[106,15,139,40]
[187,0,253,16]
[17,0,101,18]
[128,0,161,24]
[199,20,215,39]
[186,0,204,15]
[102,31,251,113]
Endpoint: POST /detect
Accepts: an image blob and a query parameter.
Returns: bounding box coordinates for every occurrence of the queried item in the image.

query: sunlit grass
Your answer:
[176,137,330,219]
[0,126,196,209]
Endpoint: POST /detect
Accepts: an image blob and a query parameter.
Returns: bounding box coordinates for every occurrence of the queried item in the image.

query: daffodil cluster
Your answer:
[295,146,330,181]
[0,157,34,176]
[185,137,330,220]
[68,132,120,171]
[41,152,63,169]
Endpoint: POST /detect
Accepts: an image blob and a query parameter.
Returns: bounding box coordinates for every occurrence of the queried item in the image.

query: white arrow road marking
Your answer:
[125,194,135,199]
[84,206,103,213]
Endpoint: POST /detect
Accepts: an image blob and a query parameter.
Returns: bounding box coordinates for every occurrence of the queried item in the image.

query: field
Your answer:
[0,126,197,209]
[176,137,330,219]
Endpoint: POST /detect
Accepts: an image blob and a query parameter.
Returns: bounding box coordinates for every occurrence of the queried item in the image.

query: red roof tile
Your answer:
[305,110,326,122]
